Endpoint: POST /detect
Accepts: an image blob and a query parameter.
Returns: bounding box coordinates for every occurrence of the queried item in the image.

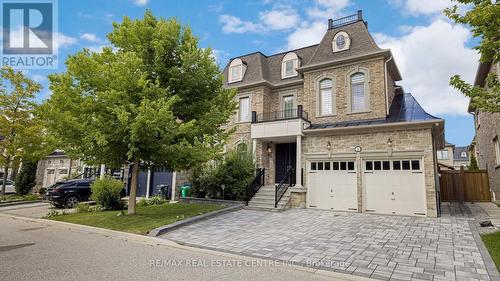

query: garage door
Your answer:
[363,159,426,216]
[308,160,358,212]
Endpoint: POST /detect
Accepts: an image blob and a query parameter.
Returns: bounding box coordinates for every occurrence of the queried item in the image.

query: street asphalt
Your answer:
[0,204,356,281]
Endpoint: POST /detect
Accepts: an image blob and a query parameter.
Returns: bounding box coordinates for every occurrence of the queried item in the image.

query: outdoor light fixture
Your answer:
[327,141,331,150]
[387,138,393,147]
[267,145,272,154]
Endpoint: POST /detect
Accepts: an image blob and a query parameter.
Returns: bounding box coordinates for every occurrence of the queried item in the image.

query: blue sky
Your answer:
[18,0,479,146]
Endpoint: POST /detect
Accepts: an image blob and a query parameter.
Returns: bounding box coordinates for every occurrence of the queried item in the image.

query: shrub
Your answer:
[90,177,125,210]
[15,161,37,195]
[136,196,167,207]
[190,149,255,201]
[38,188,46,195]
[75,203,90,213]
[468,154,479,170]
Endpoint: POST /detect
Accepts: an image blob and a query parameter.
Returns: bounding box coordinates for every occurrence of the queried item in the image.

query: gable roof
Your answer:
[308,93,440,129]
[453,146,469,161]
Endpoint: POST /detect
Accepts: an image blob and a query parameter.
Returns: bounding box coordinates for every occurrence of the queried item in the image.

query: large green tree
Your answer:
[42,11,236,214]
[0,67,48,195]
[445,0,500,112]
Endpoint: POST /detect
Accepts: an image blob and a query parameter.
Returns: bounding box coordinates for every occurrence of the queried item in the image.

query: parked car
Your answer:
[47,179,94,208]
[0,179,15,194]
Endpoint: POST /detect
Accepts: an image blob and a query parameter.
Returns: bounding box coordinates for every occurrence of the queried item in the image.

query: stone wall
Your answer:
[301,127,438,217]
[475,111,500,199]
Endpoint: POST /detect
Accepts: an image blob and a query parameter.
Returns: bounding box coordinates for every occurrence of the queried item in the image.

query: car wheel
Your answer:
[65,195,79,208]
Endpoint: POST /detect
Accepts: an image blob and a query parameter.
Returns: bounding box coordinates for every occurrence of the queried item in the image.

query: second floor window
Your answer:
[238,96,250,122]
[319,79,333,115]
[351,72,366,112]
[437,150,449,160]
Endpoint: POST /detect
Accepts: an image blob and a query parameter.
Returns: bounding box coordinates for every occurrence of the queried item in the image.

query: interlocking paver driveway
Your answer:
[163,209,492,281]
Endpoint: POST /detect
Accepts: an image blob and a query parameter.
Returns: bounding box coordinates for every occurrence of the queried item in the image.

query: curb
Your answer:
[468,220,500,281]
[148,204,244,237]
[0,200,43,208]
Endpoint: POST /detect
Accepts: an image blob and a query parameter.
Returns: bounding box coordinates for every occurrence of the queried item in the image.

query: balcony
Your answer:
[250,105,310,140]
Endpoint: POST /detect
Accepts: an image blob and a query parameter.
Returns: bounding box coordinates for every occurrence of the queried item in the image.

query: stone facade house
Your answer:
[35,151,82,191]
[469,61,500,201]
[222,11,444,217]
[437,142,469,170]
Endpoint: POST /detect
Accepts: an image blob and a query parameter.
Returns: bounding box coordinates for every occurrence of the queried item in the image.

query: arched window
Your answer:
[281,52,300,79]
[461,151,467,158]
[350,72,366,112]
[319,78,333,116]
[228,58,246,83]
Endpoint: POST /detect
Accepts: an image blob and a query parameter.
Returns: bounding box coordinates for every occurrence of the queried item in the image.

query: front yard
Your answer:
[0,194,41,204]
[481,231,500,270]
[48,203,223,235]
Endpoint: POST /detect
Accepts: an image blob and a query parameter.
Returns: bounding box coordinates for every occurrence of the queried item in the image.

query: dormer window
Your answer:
[461,152,467,158]
[228,58,246,83]
[332,31,350,53]
[281,52,300,79]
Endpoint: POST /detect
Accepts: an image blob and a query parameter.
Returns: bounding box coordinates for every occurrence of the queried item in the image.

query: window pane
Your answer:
[231,66,240,81]
[393,161,401,170]
[285,60,294,76]
[347,161,355,171]
[365,161,373,170]
[283,95,294,118]
[374,161,381,170]
[320,79,332,89]
[402,160,410,170]
[332,162,339,170]
[411,160,420,170]
[340,162,347,170]
[311,162,316,170]
[239,97,250,122]
[317,162,324,170]
[325,162,331,170]
[382,161,390,170]
[351,73,365,112]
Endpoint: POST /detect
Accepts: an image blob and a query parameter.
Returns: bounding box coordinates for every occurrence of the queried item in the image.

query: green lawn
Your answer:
[0,194,41,203]
[49,203,223,235]
[481,231,500,270]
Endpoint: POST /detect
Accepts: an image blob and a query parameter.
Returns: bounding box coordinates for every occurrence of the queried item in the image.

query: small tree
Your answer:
[14,161,37,195]
[0,67,50,195]
[445,1,499,112]
[468,154,479,170]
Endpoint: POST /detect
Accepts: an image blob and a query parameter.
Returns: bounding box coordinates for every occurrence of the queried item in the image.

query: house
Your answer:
[222,11,444,217]
[436,142,470,170]
[35,150,83,190]
[469,61,500,200]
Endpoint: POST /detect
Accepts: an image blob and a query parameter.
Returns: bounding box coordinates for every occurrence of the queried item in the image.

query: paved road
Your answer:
[0,210,348,281]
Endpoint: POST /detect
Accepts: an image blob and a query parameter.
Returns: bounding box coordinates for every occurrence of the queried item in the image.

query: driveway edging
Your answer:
[148,204,244,237]
[468,220,500,281]
[0,200,43,207]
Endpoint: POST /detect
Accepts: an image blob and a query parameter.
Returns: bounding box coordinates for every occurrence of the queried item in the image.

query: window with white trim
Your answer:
[461,151,467,158]
[494,136,500,166]
[437,150,449,160]
[228,58,246,83]
[319,78,334,116]
[238,96,250,122]
[281,52,299,79]
[350,72,366,112]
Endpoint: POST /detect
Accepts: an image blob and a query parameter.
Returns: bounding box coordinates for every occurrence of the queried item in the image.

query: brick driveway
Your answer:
[162,208,495,281]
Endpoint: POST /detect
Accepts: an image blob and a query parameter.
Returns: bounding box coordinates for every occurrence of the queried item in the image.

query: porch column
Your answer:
[145,168,152,198]
[99,164,106,179]
[252,139,257,167]
[295,135,303,188]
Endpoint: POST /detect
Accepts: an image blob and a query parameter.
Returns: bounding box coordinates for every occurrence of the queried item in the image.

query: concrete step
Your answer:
[250,194,290,202]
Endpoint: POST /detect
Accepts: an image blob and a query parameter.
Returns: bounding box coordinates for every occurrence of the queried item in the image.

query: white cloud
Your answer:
[133,0,149,6]
[211,49,230,65]
[306,0,351,20]
[374,19,479,116]
[259,6,299,31]
[80,33,101,43]
[286,21,326,49]
[31,74,46,83]
[219,15,261,33]
[53,32,77,50]
[390,0,456,16]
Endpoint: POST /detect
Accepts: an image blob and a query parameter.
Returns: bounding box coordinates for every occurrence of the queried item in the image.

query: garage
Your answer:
[307,160,358,212]
[363,159,426,216]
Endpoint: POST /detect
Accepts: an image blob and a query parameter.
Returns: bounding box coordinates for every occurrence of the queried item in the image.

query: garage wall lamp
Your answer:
[387,138,393,147]
[267,144,272,155]
[387,138,393,157]
[326,141,331,150]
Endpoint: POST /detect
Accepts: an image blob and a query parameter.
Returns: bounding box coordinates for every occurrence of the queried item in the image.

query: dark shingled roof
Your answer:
[308,93,440,130]
[453,146,469,161]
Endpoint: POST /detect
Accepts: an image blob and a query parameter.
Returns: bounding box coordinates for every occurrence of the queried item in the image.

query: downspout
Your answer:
[384,56,393,115]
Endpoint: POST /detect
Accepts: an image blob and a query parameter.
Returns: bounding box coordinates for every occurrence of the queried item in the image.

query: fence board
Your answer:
[440,170,490,202]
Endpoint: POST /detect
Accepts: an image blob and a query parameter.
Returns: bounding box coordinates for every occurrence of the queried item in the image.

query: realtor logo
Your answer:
[1,0,58,69]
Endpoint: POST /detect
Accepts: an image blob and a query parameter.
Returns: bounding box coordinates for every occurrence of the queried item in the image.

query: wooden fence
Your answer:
[440,169,491,202]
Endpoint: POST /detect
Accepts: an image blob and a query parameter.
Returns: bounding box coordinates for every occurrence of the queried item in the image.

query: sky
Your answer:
[13,0,480,147]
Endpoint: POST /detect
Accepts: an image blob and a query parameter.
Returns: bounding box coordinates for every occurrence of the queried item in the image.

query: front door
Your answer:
[275,143,296,184]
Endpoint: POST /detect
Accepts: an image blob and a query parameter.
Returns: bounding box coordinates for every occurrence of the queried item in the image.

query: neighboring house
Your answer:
[35,150,82,190]
[222,11,444,217]
[469,61,500,200]
[436,142,470,170]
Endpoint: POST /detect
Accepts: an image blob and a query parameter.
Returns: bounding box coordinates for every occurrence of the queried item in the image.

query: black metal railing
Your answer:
[275,168,294,208]
[252,105,309,123]
[328,10,363,29]
[246,168,265,203]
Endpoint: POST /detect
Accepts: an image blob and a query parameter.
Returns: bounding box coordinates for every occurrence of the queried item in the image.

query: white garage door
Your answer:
[308,160,358,212]
[363,159,426,216]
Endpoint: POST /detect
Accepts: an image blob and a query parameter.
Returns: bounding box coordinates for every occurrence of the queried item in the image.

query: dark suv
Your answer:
[47,179,94,208]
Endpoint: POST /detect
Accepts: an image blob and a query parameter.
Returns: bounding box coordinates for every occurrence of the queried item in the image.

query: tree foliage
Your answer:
[468,154,479,170]
[0,67,50,195]
[41,11,236,214]
[14,161,37,195]
[444,0,499,112]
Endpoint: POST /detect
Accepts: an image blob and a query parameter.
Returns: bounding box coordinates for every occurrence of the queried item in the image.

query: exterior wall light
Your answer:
[387,138,393,147]
[267,145,272,155]
[327,141,331,150]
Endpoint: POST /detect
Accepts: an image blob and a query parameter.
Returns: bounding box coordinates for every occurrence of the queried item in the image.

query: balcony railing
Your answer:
[251,105,309,123]
[328,10,363,29]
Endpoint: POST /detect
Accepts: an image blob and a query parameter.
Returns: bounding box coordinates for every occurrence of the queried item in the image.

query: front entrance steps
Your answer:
[246,185,290,211]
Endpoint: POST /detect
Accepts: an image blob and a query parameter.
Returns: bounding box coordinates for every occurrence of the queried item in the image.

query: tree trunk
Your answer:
[127,157,140,215]
[1,165,8,196]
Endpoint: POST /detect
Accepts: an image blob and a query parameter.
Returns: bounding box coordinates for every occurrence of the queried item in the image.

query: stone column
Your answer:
[145,168,152,198]
[295,135,303,188]
[99,164,106,179]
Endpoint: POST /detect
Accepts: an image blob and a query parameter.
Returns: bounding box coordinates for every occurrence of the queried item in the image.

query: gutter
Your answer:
[305,119,444,135]
[296,49,390,73]
[384,56,393,115]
